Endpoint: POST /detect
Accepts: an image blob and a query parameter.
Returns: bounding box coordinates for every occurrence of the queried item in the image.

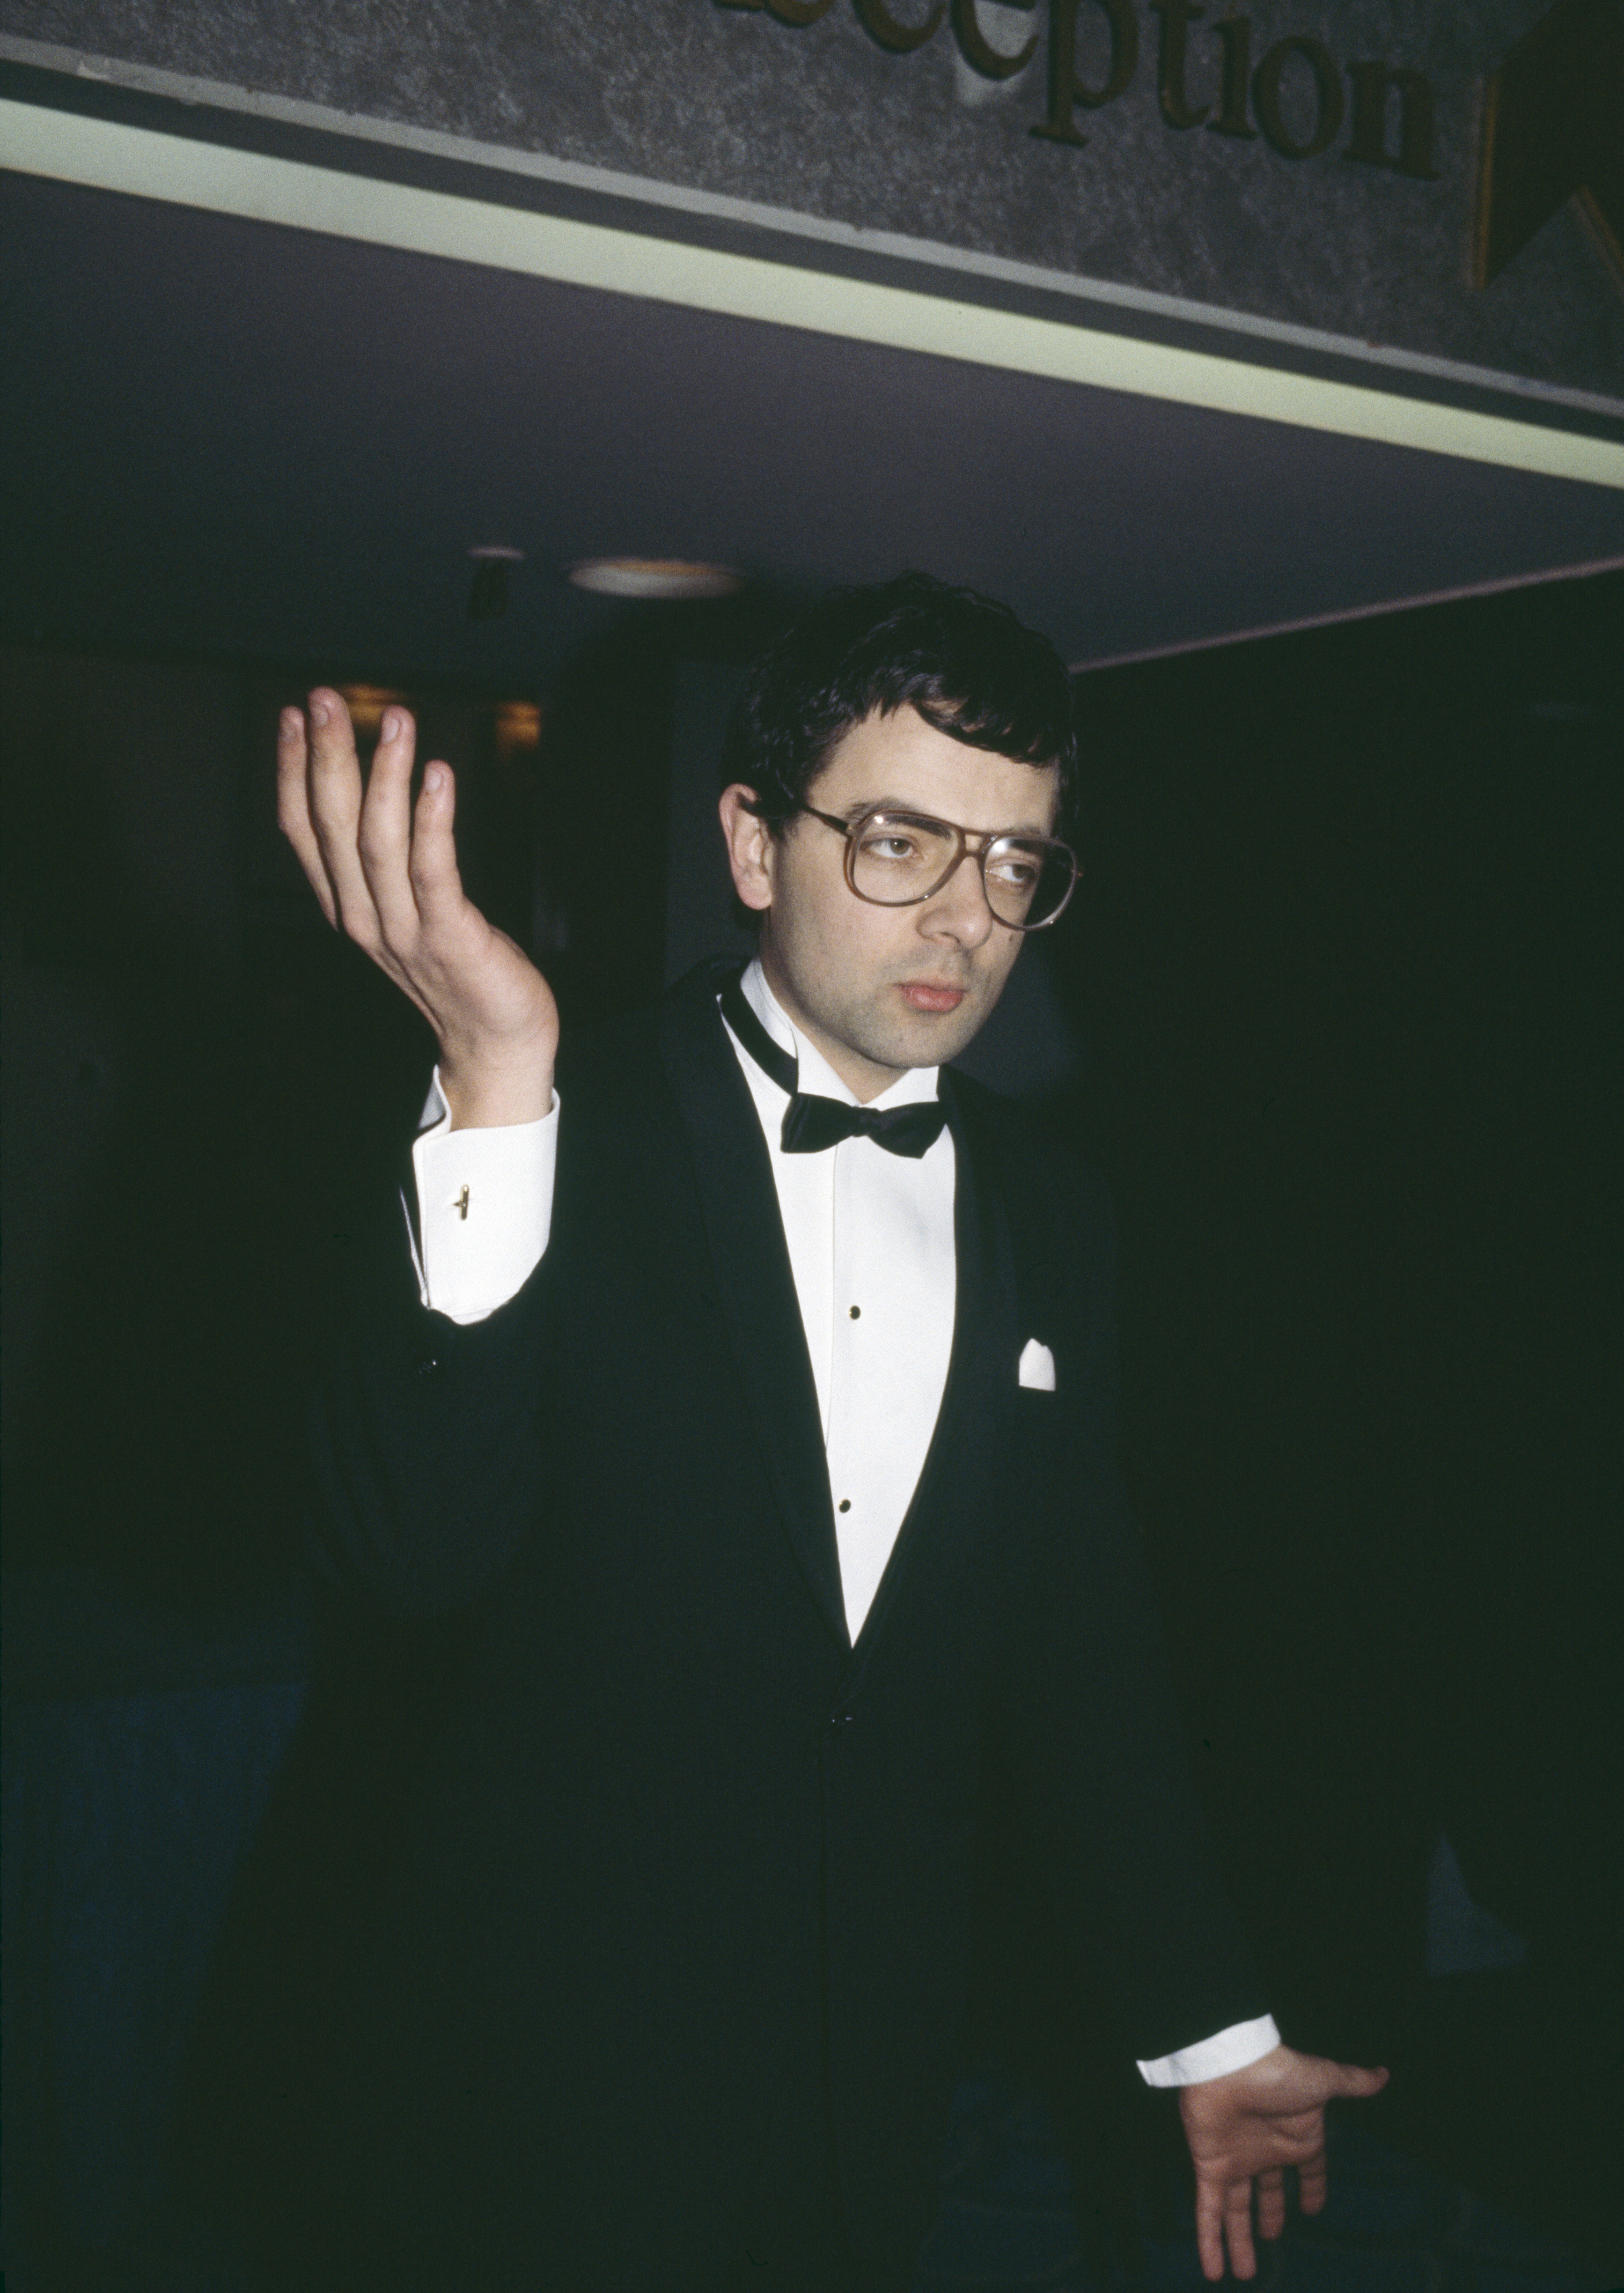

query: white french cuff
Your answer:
[410,1069,559,1325]
[1135,2013,1282,2089]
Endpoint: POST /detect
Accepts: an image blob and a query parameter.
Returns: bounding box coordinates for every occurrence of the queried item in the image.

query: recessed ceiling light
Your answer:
[567,558,743,600]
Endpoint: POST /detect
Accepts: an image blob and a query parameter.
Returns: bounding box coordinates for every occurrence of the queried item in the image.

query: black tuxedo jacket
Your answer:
[296,960,1264,2292]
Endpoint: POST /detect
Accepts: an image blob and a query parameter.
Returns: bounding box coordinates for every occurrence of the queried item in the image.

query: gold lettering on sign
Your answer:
[855,0,945,50]
[1206,14,1256,136]
[1029,0,1139,147]
[952,0,1038,81]
[1150,0,1208,128]
[1345,61,1438,180]
[1251,33,1343,159]
[711,0,1448,202]
[714,0,838,17]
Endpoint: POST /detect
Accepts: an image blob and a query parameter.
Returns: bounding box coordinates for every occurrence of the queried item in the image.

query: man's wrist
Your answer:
[438,1046,556,1129]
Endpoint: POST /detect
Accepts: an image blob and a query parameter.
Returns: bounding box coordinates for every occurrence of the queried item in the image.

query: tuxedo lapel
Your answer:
[848,1067,1023,1663]
[659,964,849,1652]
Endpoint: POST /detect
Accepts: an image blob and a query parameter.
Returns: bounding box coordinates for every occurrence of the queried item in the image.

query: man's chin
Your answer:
[863,991,989,1069]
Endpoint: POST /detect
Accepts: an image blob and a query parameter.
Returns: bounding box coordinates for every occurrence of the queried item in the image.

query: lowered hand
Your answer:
[1179,2042,1389,2280]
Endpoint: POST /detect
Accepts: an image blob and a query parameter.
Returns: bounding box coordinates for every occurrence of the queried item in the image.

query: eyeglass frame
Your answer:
[777,802,1081,932]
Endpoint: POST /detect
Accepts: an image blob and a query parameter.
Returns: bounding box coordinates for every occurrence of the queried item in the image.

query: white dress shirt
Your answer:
[721,963,956,1642]
[406,957,1279,2087]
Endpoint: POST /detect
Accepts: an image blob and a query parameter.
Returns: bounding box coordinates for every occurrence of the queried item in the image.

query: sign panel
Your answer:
[1,0,1619,413]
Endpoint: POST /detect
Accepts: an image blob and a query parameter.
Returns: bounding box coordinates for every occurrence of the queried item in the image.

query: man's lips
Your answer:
[898,982,968,1013]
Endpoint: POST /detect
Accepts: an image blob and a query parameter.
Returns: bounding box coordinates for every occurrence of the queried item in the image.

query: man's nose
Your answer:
[919,848,997,946]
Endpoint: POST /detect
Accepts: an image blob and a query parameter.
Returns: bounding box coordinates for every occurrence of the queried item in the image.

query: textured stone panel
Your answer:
[3,0,1622,394]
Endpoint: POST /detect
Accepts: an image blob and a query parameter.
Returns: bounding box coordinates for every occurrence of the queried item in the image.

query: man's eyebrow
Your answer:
[837,795,911,819]
[843,798,1058,838]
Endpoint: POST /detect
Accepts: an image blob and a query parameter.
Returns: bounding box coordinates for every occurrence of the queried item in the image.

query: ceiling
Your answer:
[5,166,1624,691]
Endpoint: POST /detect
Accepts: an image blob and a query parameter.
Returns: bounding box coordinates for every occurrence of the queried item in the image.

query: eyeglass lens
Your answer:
[849,814,1074,928]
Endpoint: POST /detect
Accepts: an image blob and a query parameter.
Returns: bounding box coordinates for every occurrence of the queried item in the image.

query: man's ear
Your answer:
[719,785,775,914]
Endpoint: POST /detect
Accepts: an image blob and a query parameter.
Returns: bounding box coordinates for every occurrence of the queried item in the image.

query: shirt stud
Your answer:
[454,1185,470,1220]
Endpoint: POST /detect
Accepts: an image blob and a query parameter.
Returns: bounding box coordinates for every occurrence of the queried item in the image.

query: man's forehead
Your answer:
[810,706,1061,834]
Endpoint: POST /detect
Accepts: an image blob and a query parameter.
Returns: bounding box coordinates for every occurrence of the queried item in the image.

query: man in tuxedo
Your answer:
[276,575,1384,2291]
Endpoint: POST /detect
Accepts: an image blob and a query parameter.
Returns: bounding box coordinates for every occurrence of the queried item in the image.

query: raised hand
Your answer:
[277,690,558,1128]
[1178,2043,1389,2281]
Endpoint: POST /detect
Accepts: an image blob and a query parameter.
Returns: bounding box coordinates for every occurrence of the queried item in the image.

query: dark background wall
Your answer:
[1058,576,1622,2266]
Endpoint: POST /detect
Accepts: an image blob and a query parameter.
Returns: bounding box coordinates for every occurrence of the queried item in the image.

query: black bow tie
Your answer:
[720,973,947,1160]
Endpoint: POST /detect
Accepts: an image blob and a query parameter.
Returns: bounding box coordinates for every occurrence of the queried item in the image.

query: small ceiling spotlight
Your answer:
[567,558,743,601]
[469,544,524,620]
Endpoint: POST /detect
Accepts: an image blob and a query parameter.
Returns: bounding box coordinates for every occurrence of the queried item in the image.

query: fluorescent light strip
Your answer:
[5,97,1624,493]
[1070,553,1624,673]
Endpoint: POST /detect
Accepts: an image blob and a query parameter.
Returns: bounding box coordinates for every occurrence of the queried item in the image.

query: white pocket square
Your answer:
[1017,1339,1056,1392]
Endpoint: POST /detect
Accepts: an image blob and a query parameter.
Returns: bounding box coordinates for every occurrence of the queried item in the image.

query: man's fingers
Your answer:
[355,706,423,943]
[275,707,337,925]
[408,761,469,930]
[1297,2150,1330,2215]
[1223,2178,1258,2280]
[305,688,384,947]
[1193,2179,1229,2283]
[1256,2165,1287,2241]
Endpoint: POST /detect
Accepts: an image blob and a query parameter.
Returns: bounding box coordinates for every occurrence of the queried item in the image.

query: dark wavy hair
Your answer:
[720,571,1076,831]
